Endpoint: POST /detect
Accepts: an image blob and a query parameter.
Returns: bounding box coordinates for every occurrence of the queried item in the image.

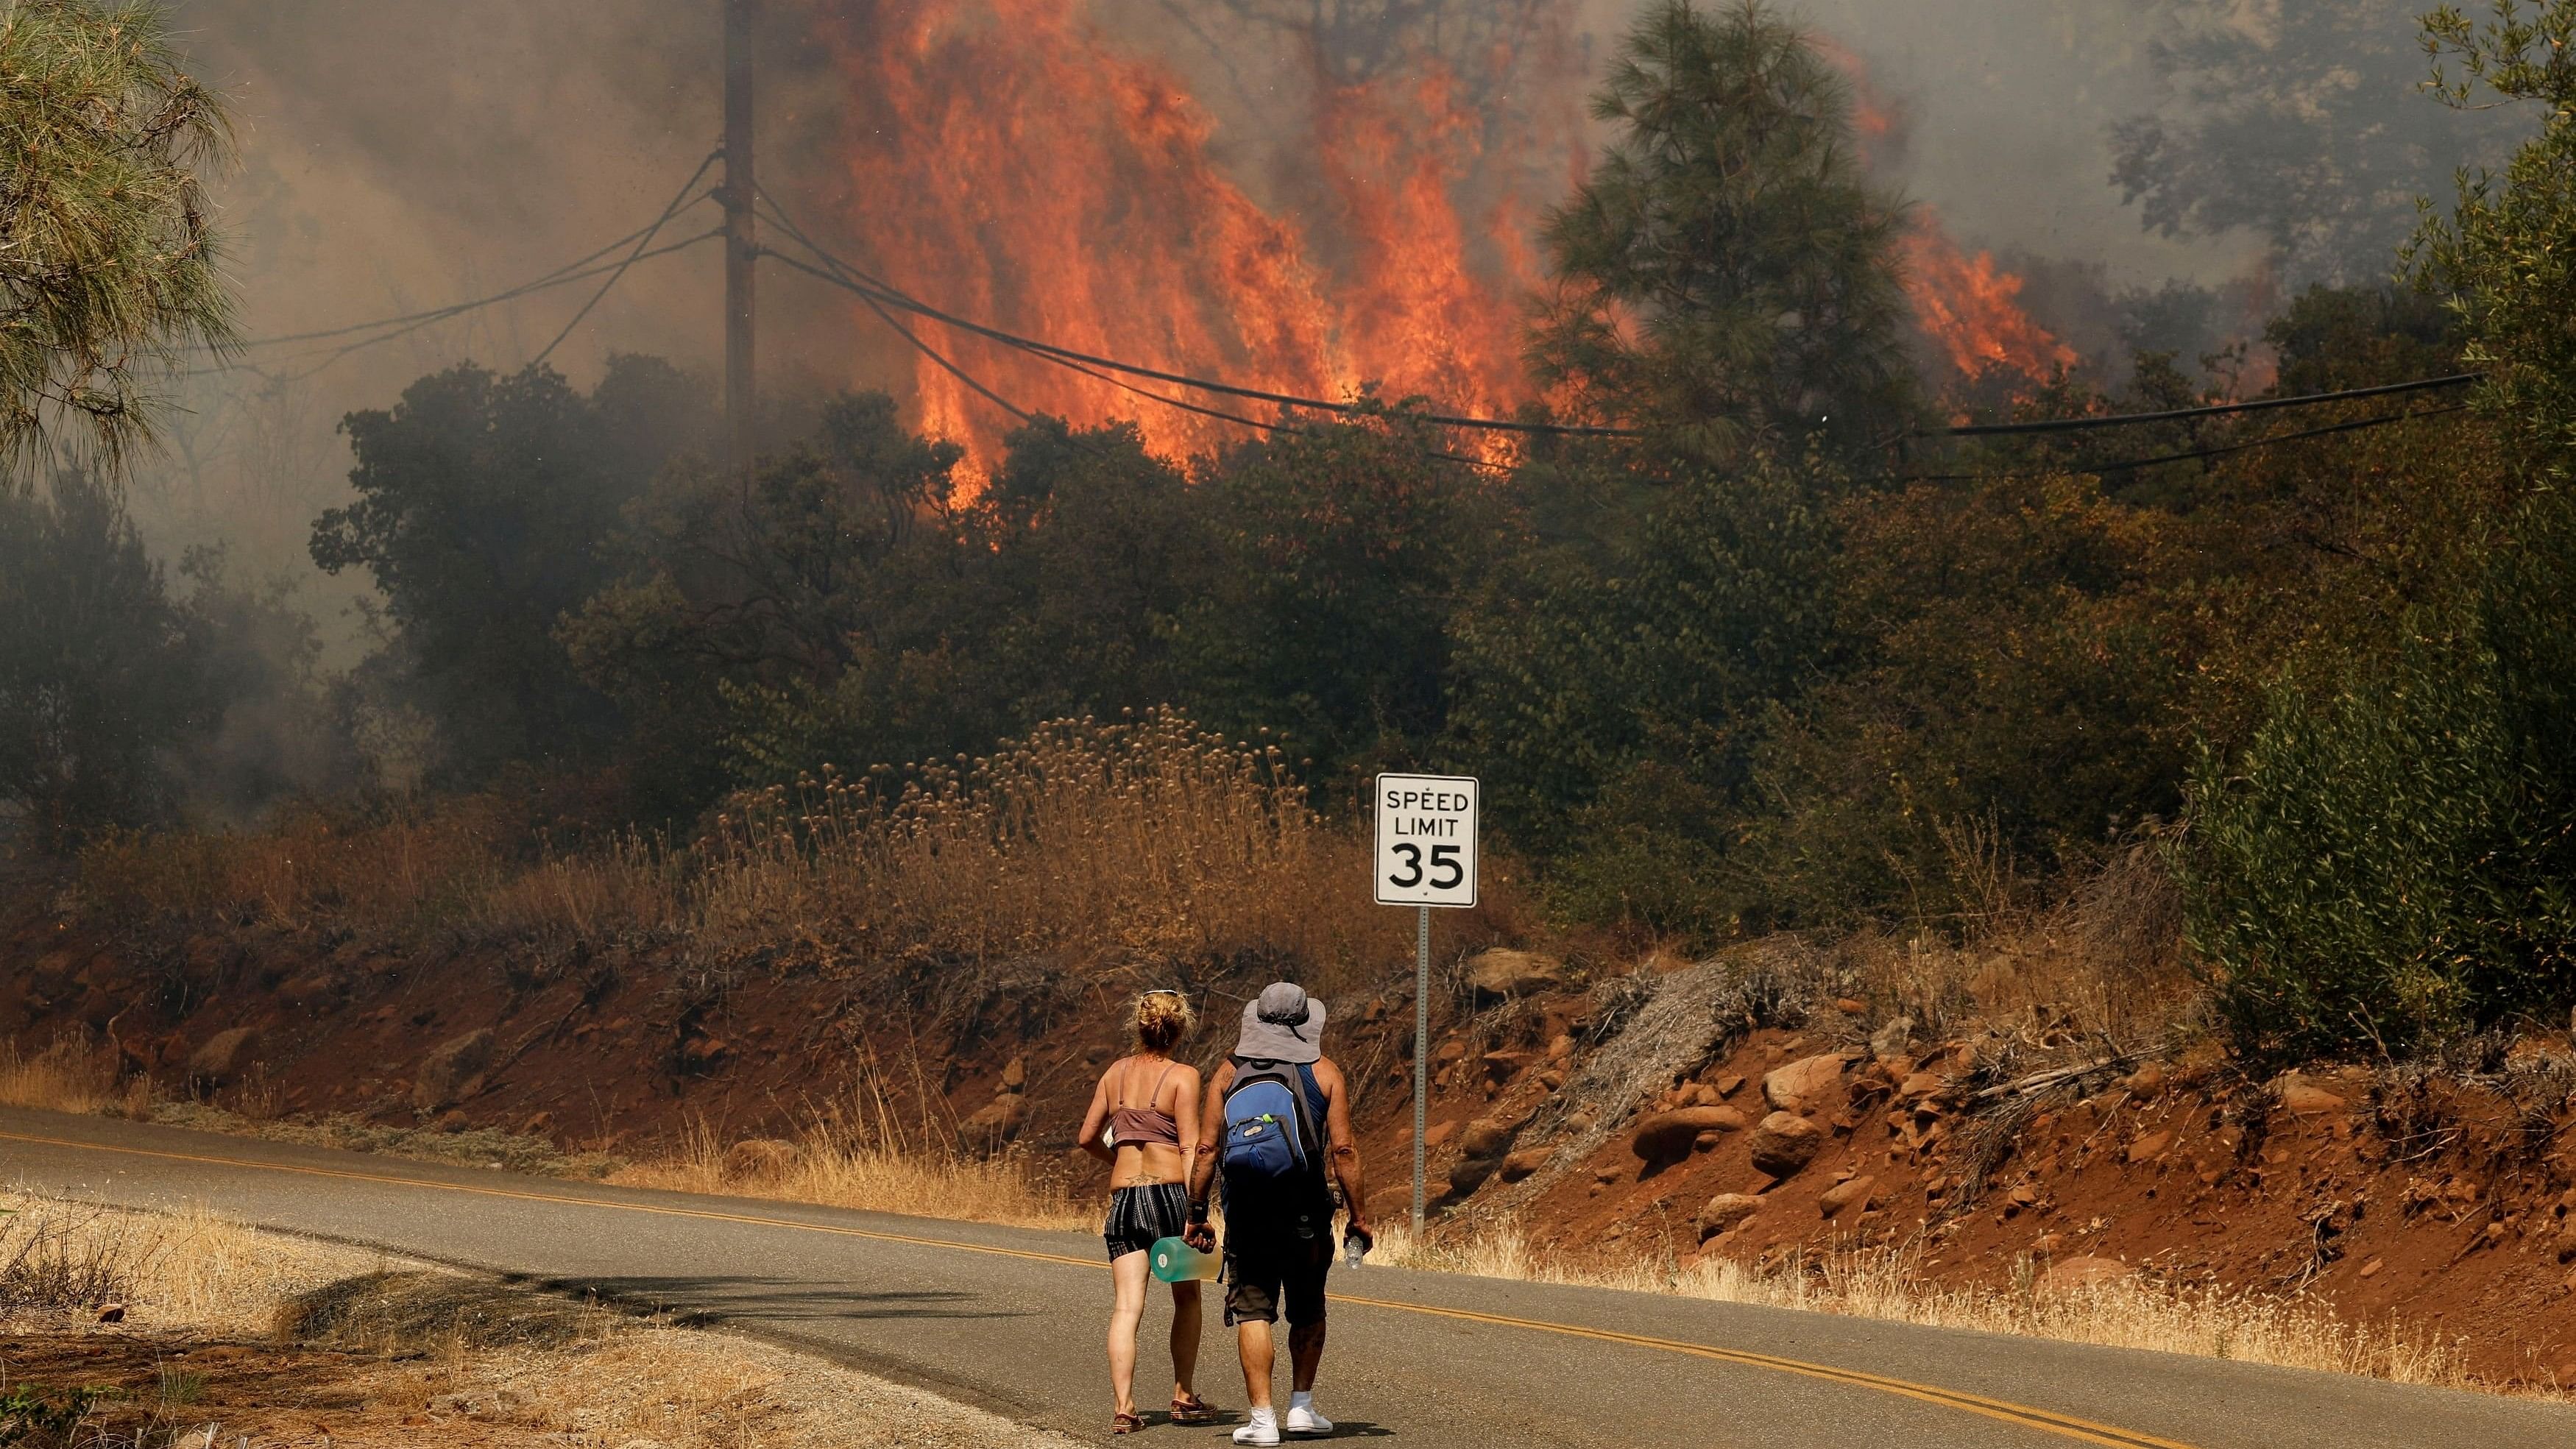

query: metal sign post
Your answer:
[1373,773,1479,1242]
[1414,902,1429,1239]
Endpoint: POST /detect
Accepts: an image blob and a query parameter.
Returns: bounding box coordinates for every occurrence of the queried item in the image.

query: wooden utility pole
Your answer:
[723,0,758,474]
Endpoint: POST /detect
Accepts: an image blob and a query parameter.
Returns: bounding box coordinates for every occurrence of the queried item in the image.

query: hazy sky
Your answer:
[1787,0,2262,279]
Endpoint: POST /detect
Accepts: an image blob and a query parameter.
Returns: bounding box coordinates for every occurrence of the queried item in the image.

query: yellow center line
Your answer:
[1,1127,2199,1449]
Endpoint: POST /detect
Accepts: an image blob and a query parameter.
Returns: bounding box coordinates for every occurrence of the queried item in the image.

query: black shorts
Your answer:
[1223,1230,1331,1326]
[1104,1183,1189,1261]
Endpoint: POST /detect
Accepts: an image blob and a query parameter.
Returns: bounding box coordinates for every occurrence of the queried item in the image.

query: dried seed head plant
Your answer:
[74,710,1490,996]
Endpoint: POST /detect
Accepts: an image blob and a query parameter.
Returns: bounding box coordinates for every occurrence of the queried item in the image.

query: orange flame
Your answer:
[1899,209,2077,385]
[810,0,1548,467]
[1811,40,2076,387]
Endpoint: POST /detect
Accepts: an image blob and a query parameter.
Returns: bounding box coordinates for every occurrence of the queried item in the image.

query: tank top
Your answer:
[1108,1058,1181,1147]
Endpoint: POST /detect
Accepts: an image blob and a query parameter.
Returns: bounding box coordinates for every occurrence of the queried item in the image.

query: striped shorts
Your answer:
[1104,1182,1190,1261]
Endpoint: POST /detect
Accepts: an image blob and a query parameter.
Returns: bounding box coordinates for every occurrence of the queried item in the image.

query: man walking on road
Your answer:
[1187,982,1369,1445]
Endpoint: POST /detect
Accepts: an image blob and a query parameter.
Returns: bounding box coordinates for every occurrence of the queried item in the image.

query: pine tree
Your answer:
[1526,0,1912,464]
[0,1,235,483]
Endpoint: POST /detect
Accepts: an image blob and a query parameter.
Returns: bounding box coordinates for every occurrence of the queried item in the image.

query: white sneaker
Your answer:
[1232,1411,1282,1445]
[1285,1402,1334,1436]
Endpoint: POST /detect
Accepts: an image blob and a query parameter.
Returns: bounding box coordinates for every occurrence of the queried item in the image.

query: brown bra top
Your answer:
[1108,1058,1181,1147]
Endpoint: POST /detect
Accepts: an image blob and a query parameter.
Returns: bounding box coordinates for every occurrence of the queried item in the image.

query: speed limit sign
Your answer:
[1379,772,1478,1239]
[1373,773,1479,907]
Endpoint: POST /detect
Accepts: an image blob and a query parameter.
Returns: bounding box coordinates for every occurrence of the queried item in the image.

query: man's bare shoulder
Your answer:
[1312,1056,1349,1094]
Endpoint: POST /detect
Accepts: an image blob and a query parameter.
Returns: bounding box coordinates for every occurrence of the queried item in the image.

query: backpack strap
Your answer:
[1294,1062,1327,1130]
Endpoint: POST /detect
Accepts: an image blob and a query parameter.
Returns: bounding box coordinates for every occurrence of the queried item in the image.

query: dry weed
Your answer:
[143,1100,615,1178]
[0,1190,1079,1449]
[445,1324,1086,1448]
[1373,1224,2487,1391]
[73,712,1505,996]
[0,1192,389,1333]
[670,711,1415,983]
[609,1108,1091,1230]
[76,798,520,938]
[0,1038,118,1116]
[1860,837,2198,1046]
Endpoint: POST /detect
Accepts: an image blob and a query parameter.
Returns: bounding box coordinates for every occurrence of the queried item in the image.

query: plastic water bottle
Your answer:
[1150,1236,1219,1283]
[1342,1227,1370,1269]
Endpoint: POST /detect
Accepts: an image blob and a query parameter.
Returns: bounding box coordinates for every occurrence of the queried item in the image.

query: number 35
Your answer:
[1388,843,1463,890]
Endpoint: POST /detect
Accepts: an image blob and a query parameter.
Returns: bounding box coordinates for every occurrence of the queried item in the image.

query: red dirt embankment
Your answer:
[7,904,2574,1384]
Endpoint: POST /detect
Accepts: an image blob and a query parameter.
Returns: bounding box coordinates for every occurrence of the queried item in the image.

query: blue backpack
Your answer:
[1219,1058,1322,1191]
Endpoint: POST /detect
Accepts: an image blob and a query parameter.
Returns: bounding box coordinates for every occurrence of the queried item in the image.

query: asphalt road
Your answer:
[1,1107,2566,1448]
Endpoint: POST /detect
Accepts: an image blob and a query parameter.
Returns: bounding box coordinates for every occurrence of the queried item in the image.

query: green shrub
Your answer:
[2178,509,2576,1060]
[0,1384,105,1447]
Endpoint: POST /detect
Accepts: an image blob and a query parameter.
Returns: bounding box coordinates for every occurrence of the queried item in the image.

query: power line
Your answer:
[768,240,1509,476]
[532,150,726,367]
[757,193,1287,433]
[1890,400,2470,483]
[1934,372,2483,438]
[741,195,1623,439]
[757,196,1512,475]
[194,163,2491,456]
[744,190,2496,447]
[760,193,1292,437]
[756,191,1287,431]
[748,196,1044,428]
[180,154,729,385]
[177,229,723,383]
[213,200,716,358]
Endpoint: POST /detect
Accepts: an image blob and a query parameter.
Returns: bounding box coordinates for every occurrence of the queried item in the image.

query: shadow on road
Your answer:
[568,1275,1030,1323]
[1155,1408,1391,1439]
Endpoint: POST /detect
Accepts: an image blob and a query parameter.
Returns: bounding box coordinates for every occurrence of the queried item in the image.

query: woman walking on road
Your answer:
[1078,989,1216,1434]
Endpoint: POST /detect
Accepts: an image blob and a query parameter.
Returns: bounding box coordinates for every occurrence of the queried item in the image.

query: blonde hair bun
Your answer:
[1133,990,1195,1051]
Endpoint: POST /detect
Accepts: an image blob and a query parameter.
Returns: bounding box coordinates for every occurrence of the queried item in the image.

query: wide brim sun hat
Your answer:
[1234,981,1326,1063]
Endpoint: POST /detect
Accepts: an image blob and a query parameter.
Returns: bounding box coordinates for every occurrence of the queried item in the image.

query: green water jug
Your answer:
[1150,1236,1219,1283]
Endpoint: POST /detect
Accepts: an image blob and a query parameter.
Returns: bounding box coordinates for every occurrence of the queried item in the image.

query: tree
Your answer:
[2112,0,2524,288]
[2178,523,2576,1060]
[1,0,234,482]
[312,357,710,784]
[171,548,364,823]
[1446,458,1839,935]
[1191,1,1561,93]
[1747,468,2211,923]
[960,417,1215,726]
[1524,0,1913,464]
[2411,0,2576,473]
[0,472,203,846]
[561,392,976,801]
[2164,1,2576,1057]
[1174,418,1505,782]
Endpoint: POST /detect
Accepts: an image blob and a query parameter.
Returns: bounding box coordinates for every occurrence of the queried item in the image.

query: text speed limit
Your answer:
[1373,773,1479,907]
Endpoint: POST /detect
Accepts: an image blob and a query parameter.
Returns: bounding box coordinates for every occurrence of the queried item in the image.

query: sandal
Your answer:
[1114,1411,1146,1435]
[1170,1393,1217,1424]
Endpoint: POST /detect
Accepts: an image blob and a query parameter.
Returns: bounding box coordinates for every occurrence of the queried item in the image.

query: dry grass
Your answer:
[0,1191,392,1333]
[1372,1223,2490,1392]
[76,796,522,938]
[0,1038,120,1116]
[0,1190,1080,1448]
[445,1323,1086,1448]
[74,710,1498,995]
[538,710,1426,983]
[608,1102,1092,1230]
[1857,834,2201,1046]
